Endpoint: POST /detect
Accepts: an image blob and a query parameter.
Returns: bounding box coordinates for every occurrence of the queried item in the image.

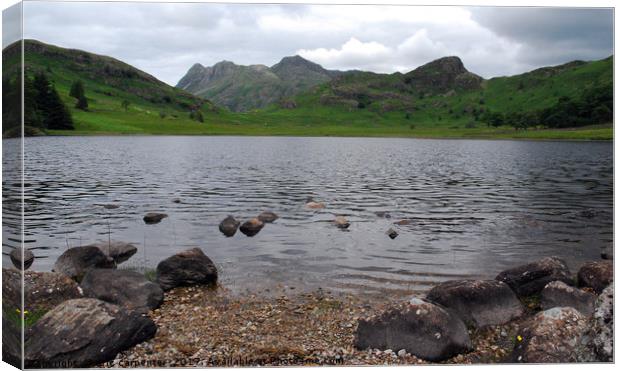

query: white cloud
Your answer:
[18,2,613,85]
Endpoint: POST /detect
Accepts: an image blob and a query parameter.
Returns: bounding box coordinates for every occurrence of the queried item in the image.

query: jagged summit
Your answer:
[404,56,483,93]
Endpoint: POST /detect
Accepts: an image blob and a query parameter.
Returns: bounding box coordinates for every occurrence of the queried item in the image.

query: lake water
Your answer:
[2,136,613,296]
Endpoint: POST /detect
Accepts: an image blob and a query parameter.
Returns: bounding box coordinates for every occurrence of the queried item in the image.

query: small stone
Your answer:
[397,349,407,357]
[334,216,350,229]
[10,248,35,270]
[306,201,325,209]
[143,212,168,224]
[387,228,398,239]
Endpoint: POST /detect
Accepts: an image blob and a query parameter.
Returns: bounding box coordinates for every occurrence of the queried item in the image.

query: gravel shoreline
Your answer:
[102,285,521,367]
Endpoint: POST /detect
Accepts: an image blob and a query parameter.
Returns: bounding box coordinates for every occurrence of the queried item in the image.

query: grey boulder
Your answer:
[495,256,572,297]
[426,280,524,328]
[219,215,240,237]
[81,269,163,314]
[53,245,115,281]
[510,307,589,363]
[577,260,613,294]
[354,298,472,361]
[156,247,218,291]
[541,280,596,316]
[25,298,156,368]
[93,241,137,264]
[2,269,83,313]
[589,283,613,361]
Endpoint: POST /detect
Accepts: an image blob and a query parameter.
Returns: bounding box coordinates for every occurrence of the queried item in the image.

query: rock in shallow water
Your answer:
[156,247,218,291]
[143,212,168,224]
[354,299,472,361]
[334,216,350,229]
[240,218,265,237]
[219,215,240,237]
[577,260,613,294]
[387,228,399,239]
[495,256,572,297]
[305,201,325,209]
[541,280,596,316]
[257,211,279,223]
[426,279,524,328]
[10,248,34,270]
[81,269,164,314]
[25,298,156,368]
[53,245,115,281]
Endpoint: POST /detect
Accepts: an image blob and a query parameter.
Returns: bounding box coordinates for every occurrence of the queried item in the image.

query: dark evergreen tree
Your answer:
[33,72,74,130]
[70,80,88,110]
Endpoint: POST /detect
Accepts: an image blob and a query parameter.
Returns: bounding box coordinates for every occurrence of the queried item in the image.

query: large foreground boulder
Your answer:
[24,298,156,368]
[589,284,613,361]
[577,261,613,294]
[2,269,83,314]
[354,298,472,361]
[541,281,596,316]
[495,256,572,297]
[510,307,589,363]
[93,241,137,264]
[53,245,115,281]
[426,280,524,328]
[81,269,163,314]
[156,247,218,291]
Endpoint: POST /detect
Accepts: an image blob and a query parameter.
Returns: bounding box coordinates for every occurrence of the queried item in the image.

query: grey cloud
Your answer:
[18,2,614,85]
[3,2,21,48]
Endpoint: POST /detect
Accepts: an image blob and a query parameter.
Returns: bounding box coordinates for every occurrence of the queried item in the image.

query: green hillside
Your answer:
[4,39,222,136]
[1,40,613,140]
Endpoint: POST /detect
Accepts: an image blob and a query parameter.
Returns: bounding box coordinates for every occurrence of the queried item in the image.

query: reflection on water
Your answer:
[2,136,613,296]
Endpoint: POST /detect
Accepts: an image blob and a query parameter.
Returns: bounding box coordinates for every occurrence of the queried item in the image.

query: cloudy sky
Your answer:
[11,1,614,85]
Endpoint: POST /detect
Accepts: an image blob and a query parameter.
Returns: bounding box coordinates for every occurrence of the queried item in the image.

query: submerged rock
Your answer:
[354,299,472,361]
[495,256,572,297]
[305,201,325,209]
[541,280,596,316]
[93,241,137,264]
[25,298,156,368]
[10,248,34,270]
[53,245,115,281]
[510,307,589,363]
[386,228,399,239]
[600,245,613,260]
[3,268,82,313]
[156,247,218,291]
[81,269,164,314]
[577,260,613,294]
[257,211,279,223]
[240,218,265,237]
[143,212,168,224]
[219,215,240,237]
[334,216,350,229]
[426,280,524,328]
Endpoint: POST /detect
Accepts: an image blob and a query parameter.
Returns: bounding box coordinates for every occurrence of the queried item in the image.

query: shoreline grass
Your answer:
[45,123,613,141]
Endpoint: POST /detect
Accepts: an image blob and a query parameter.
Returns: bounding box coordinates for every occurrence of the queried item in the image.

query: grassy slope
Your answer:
[18,40,612,140]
